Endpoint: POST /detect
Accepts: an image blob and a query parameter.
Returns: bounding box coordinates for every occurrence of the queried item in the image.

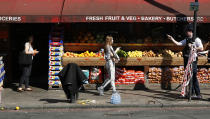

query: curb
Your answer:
[2,103,210,110]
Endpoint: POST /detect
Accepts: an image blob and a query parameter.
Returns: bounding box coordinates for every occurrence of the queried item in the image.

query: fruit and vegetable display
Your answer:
[63,51,103,57]
[148,67,210,84]
[72,32,105,43]
[117,50,128,58]
[117,49,183,58]
[127,51,143,58]
[63,49,183,58]
[69,31,170,43]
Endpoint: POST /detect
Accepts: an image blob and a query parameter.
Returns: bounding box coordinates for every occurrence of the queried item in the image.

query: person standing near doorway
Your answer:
[17,35,39,92]
[167,24,203,99]
[97,35,120,96]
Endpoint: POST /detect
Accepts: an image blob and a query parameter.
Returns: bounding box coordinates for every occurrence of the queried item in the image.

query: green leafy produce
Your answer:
[117,50,128,58]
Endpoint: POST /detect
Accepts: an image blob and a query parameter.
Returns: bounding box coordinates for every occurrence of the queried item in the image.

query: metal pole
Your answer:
[189,0,198,102]
[59,0,66,24]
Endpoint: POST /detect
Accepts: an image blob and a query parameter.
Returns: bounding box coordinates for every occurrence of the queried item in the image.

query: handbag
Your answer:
[18,52,32,65]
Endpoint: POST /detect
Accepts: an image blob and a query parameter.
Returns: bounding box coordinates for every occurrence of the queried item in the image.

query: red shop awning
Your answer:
[0,0,210,23]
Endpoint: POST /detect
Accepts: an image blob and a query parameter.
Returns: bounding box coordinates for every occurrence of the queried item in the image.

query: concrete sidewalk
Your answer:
[1,84,210,110]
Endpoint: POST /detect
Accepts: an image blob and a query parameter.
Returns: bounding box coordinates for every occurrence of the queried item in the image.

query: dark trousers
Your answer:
[184,57,200,96]
[19,64,32,88]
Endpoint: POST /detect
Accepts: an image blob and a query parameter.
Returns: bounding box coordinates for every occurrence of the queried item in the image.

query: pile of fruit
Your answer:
[117,49,183,58]
[73,32,104,43]
[143,50,156,57]
[63,51,103,57]
[127,51,143,57]
[156,49,182,57]
[63,49,183,58]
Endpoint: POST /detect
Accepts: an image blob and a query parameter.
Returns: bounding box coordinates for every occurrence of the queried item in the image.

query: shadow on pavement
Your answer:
[134,84,149,90]
[40,99,68,103]
[120,89,180,101]
[80,90,99,96]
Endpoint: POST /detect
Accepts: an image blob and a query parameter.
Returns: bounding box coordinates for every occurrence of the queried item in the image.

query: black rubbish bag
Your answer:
[18,52,32,65]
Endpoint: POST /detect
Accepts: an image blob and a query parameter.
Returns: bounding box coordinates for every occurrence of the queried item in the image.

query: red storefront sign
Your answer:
[0,0,210,23]
[0,15,209,23]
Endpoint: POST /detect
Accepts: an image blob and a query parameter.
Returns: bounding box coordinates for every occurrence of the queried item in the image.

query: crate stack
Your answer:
[0,56,5,87]
[48,27,64,89]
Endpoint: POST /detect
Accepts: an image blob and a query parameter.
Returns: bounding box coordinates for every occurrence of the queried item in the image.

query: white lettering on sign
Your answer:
[86,16,103,21]
[0,16,21,22]
[85,16,205,22]
[166,17,176,21]
[166,16,204,22]
[141,16,162,21]
[121,16,125,20]
[126,16,136,20]
[104,16,120,20]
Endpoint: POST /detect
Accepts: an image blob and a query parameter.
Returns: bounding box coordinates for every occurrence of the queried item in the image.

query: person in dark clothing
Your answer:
[17,36,39,92]
[58,63,87,103]
[167,24,203,99]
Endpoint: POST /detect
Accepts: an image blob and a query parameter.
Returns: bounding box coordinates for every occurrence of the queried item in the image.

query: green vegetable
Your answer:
[117,50,128,58]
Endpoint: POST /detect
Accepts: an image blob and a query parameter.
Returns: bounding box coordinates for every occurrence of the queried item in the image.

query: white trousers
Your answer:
[101,60,116,92]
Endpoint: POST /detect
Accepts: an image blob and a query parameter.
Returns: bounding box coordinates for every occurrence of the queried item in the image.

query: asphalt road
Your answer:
[0,107,210,119]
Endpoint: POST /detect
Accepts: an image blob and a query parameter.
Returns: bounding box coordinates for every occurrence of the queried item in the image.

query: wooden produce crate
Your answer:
[62,57,209,67]
[62,57,105,66]
[64,43,184,52]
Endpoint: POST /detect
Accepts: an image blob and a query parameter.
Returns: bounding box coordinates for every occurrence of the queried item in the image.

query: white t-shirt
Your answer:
[25,42,34,59]
[179,37,203,57]
[179,37,203,48]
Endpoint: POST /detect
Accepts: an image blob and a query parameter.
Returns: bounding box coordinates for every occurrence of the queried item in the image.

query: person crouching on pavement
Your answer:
[98,35,120,96]
[167,24,203,99]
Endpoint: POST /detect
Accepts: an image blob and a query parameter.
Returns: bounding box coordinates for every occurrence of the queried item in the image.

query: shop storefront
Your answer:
[0,0,209,89]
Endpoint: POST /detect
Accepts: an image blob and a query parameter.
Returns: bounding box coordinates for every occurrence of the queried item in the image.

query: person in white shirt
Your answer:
[167,24,203,99]
[17,36,39,92]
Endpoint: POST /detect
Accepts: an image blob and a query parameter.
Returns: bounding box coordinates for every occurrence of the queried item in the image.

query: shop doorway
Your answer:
[10,24,51,89]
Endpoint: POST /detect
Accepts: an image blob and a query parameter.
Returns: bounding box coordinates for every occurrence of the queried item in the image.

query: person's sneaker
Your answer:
[17,87,24,92]
[97,86,104,96]
[25,88,32,91]
[178,95,187,99]
[83,80,89,84]
[191,94,197,98]
[191,95,202,100]
[196,95,202,100]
